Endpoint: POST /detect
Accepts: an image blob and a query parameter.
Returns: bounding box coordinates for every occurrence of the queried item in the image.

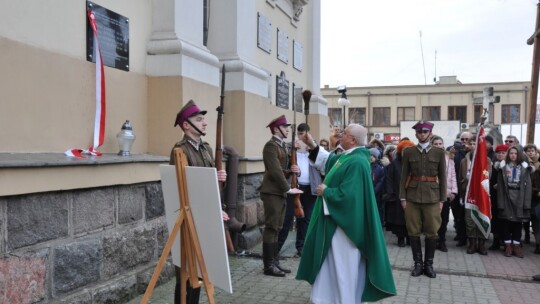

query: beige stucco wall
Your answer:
[1,36,149,154]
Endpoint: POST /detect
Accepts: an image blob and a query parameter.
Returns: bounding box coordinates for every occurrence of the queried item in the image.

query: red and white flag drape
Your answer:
[65,9,106,158]
[464,126,492,238]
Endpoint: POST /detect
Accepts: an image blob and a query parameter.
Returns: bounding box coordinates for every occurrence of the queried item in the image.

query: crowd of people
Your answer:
[169,100,540,303]
[290,121,540,286]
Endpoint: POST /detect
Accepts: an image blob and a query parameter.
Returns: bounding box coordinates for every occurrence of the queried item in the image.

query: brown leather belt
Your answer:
[410,175,437,182]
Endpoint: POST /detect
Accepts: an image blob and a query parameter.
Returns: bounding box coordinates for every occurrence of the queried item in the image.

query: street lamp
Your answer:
[337,86,350,129]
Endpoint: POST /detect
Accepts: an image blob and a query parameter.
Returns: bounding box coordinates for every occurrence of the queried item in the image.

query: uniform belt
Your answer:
[410,175,437,182]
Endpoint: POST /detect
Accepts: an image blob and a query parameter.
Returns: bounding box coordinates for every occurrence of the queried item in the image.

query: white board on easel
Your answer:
[160,165,232,294]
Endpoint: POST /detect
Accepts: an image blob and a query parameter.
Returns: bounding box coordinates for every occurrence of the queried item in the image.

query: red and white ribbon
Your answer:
[65,9,106,158]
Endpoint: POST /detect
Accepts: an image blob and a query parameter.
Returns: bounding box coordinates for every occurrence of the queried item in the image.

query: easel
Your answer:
[141,149,215,304]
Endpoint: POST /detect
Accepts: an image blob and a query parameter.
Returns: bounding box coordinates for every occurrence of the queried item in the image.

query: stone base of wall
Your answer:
[0,182,175,303]
[0,173,269,303]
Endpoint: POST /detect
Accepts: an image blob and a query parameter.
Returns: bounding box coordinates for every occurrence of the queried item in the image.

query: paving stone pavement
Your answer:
[129,218,540,304]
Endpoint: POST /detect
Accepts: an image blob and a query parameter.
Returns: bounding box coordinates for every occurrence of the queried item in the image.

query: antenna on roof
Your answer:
[433,50,437,83]
[419,31,427,85]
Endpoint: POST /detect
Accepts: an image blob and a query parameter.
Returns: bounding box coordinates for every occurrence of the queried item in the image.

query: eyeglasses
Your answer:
[505,140,514,143]
[416,130,430,134]
[460,138,470,141]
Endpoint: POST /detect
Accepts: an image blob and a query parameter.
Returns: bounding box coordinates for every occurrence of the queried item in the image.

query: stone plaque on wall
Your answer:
[86,1,130,71]
[293,84,303,113]
[257,13,272,54]
[293,40,303,71]
[277,28,288,64]
[276,71,289,109]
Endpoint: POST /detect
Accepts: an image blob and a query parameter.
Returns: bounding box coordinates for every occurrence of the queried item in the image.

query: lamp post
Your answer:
[337,86,350,129]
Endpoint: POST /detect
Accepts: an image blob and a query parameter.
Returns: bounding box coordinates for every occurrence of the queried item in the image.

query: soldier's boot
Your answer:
[263,243,285,277]
[273,242,291,273]
[477,238,488,255]
[466,238,477,254]
[174,266,201,304]
[186,284,201,304]
[423,238,437,278]
[410,236,423,277]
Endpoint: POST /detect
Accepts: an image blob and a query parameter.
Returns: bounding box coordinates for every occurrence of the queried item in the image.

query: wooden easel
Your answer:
[141,149,215,304]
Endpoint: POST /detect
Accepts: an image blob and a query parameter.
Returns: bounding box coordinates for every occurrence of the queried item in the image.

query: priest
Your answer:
[296,123,396,303]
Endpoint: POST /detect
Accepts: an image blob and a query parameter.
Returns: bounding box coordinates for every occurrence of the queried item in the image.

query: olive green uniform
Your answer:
[400,144,447,237]
[260,136,291,243]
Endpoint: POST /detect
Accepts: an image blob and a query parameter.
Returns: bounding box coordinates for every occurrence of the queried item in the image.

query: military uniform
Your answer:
[399,120,447,279]
[260,115,293,277]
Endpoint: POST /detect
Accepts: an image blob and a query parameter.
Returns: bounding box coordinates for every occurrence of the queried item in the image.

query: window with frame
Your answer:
[501,105,520,123]
[397,107,415,123]
[448,106,467,123]
[328,108,343,128]
[373,107,390,126]
[474,105,483,124]
[348,107,366,125]
[422,106,441,121]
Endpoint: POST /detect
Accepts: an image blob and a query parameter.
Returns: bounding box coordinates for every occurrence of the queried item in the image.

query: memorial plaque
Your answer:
[293,84,303,113]
[277,28,288,64]
[293,40,303,71]
[257,13,272,54]
[276,71,289,109]
[86,1,129,71]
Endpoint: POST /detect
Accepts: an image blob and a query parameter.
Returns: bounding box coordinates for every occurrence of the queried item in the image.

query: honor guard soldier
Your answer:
[170,100,228,304]
[259,115,302,277]
[399,120,447,278]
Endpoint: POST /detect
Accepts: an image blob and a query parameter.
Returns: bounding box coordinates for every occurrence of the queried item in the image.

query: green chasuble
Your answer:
[296,148,396,302]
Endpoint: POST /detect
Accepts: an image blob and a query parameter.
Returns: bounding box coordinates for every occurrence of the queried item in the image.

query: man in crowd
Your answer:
[259,115,302,277]
[453,131,473,247]
[296,124,396,303]
[277,123,321,258]
[169,100,228,304]
[400,120,447,278]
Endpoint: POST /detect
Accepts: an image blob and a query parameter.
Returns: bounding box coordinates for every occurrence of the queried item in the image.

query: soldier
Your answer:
[169,100,228,304]
[400,120,447,278]
[260,115,302,277]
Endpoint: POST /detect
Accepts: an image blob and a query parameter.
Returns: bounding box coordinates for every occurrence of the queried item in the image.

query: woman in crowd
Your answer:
[431,135,457,252]
[384,139,415,246]
[489,144,508,250]
[494,146,532,258]
[370,147,386,226]
[524,144,540,253]
[381,144,396,167]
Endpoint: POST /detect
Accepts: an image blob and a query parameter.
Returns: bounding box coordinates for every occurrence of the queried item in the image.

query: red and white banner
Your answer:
[65,9,106,158]
[464,126,492,238]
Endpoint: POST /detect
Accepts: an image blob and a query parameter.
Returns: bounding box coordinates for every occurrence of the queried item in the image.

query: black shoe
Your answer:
[453,235,460,241]
[411,263,423,277]
[438,241,448,252]
[398,237,405,247]
[488,240,500,251]
[423,264,436,278]
[533,274,540,281]
[456,239,467,247]
[264,265,285,277]
[274,261,291,274]
[534,245,540,254]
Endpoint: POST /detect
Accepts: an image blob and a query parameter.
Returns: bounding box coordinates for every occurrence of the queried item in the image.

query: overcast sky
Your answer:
[321,0,539,88]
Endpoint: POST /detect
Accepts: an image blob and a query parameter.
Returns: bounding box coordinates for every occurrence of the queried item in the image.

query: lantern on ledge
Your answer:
[116,120,136,156]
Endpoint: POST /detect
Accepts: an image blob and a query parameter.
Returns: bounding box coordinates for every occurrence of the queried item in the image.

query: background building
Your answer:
[322,76,531,145]
[0,0,326,302]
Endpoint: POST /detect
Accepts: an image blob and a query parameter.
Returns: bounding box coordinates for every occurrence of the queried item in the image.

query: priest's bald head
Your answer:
[342,124,368,150]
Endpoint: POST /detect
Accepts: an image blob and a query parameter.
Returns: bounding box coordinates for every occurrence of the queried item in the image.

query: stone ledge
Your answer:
[0,153,169,168]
